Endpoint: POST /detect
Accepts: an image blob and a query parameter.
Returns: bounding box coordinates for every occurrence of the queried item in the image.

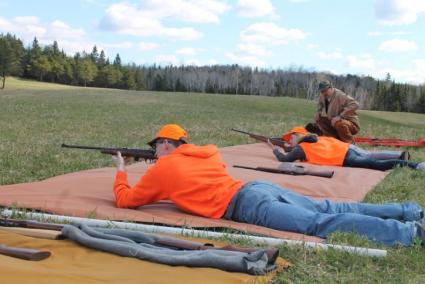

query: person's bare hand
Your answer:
[112,151,129,172]
[267,139,278,150]
[331,116,341,127]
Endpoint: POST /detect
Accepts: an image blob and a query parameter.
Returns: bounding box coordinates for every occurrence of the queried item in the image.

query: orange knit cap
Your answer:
[148,124,188,147]
[282,126,308,142]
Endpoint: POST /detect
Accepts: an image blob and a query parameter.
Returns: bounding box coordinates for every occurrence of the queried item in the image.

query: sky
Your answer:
[1,0,425,84]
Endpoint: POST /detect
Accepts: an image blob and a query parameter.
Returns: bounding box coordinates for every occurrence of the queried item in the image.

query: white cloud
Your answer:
[368,30,411,37]
[49,20,85,39]
[226,22,306,68]
[207,59,218,65]
[102,41,134,49]
[0,17,15,31]
[99,1,229,40]
[391,31,411,36]
[0,16,89,54]
[176,47,203,55]
[14,16,40,25]
[140,0,229,23]
[236,0,275,18]
[411,59,425,83]
[99,2,206,40]
[374,0,425,25]
[240,22,307,45]
[346,54,376,70]
[376,60,425,84]
[307,43,319,49]
[137,41,159,51]
[237,43,271,57]
[378,38,418,53]
[316,50,343,60]
[184,58,201,66]
[226,52,266,67]
[47,40,96,55]
[155,54,179,65]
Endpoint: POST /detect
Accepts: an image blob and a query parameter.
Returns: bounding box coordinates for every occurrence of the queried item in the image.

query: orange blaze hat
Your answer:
[148,124,188,147]
[282,126,308,142]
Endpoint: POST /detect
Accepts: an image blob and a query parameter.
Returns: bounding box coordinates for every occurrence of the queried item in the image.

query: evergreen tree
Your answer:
[75,57,97,87]
[113,54,122,68]
[97,50,106,68]
[0,37,14,88]
[90,45,99,63]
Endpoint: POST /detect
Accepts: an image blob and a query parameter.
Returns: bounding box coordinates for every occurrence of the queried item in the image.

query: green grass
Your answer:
[1,77,425,283]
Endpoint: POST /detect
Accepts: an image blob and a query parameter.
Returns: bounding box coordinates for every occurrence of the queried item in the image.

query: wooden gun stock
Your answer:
[234,164,334,178]
[0,244,51,261]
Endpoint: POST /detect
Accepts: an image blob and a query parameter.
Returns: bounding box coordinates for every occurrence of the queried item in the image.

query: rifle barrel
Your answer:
[61,144,112,150]
[233,165,257,171]
[231,128,251,135]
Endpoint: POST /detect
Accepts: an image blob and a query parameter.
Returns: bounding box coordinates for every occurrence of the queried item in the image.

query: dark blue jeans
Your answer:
[224,181,420,246]
[343,148,418,171]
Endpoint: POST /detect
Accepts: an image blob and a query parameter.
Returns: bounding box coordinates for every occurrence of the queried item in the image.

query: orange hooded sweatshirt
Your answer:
[113,144,243,218]
[299,136,349,166]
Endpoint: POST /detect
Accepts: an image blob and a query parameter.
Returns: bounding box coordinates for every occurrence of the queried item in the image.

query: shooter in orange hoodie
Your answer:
[112,124,425,246]
[269,127,424,171]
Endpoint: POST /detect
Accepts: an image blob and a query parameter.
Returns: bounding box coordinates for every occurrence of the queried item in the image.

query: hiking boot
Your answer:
[401,150,410,161]
[305,122,322,136]
[416,162,425,170]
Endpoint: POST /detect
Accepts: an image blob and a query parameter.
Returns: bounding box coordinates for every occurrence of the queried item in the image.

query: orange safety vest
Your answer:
[299,136,349,166]
[114,144,243,218]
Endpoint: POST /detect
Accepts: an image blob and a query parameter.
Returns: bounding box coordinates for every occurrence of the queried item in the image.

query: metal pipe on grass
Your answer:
[1,209,387,258]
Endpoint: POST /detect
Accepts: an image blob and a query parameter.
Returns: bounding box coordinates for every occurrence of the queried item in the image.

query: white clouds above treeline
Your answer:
[236,0,275,18]
[379,38,418,53]
[99,0,229,40]
[0,16,92,54]
[374,0,425,25]
[227,22,307,67]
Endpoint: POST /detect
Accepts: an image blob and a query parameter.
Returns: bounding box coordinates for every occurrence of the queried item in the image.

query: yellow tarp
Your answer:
[0,230,288,284]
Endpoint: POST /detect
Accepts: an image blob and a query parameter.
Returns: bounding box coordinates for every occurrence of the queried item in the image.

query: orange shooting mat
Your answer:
[0,143,388,243]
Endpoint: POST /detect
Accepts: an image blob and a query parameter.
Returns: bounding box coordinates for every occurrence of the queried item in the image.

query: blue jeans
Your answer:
[343,148,418,171]
[224,181,420,246]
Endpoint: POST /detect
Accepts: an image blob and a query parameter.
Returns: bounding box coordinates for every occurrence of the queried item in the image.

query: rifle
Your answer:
[1,219,279,264]
[61,144,156,161]
[231,129,291,150]
[0,244,51,261]
[234,163,334,178]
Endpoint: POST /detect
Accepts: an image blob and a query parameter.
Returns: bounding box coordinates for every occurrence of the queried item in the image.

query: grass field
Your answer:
[1,77,425,282]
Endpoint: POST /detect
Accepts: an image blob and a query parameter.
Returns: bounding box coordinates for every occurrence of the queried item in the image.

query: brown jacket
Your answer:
[317,88,359,126]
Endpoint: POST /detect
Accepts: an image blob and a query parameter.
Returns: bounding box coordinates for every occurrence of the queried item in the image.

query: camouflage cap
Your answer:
[318,80,332,91]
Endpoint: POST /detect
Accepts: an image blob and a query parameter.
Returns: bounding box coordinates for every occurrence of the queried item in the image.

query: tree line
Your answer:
[1,33,424,113]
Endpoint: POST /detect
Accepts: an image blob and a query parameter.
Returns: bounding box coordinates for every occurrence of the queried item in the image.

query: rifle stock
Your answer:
[278,163,334,178]
[234,164,334,178]
[61,143,156,161]
[0,244,51,261]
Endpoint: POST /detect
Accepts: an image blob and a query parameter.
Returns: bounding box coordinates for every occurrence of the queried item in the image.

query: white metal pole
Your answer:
[1,209,387,257]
